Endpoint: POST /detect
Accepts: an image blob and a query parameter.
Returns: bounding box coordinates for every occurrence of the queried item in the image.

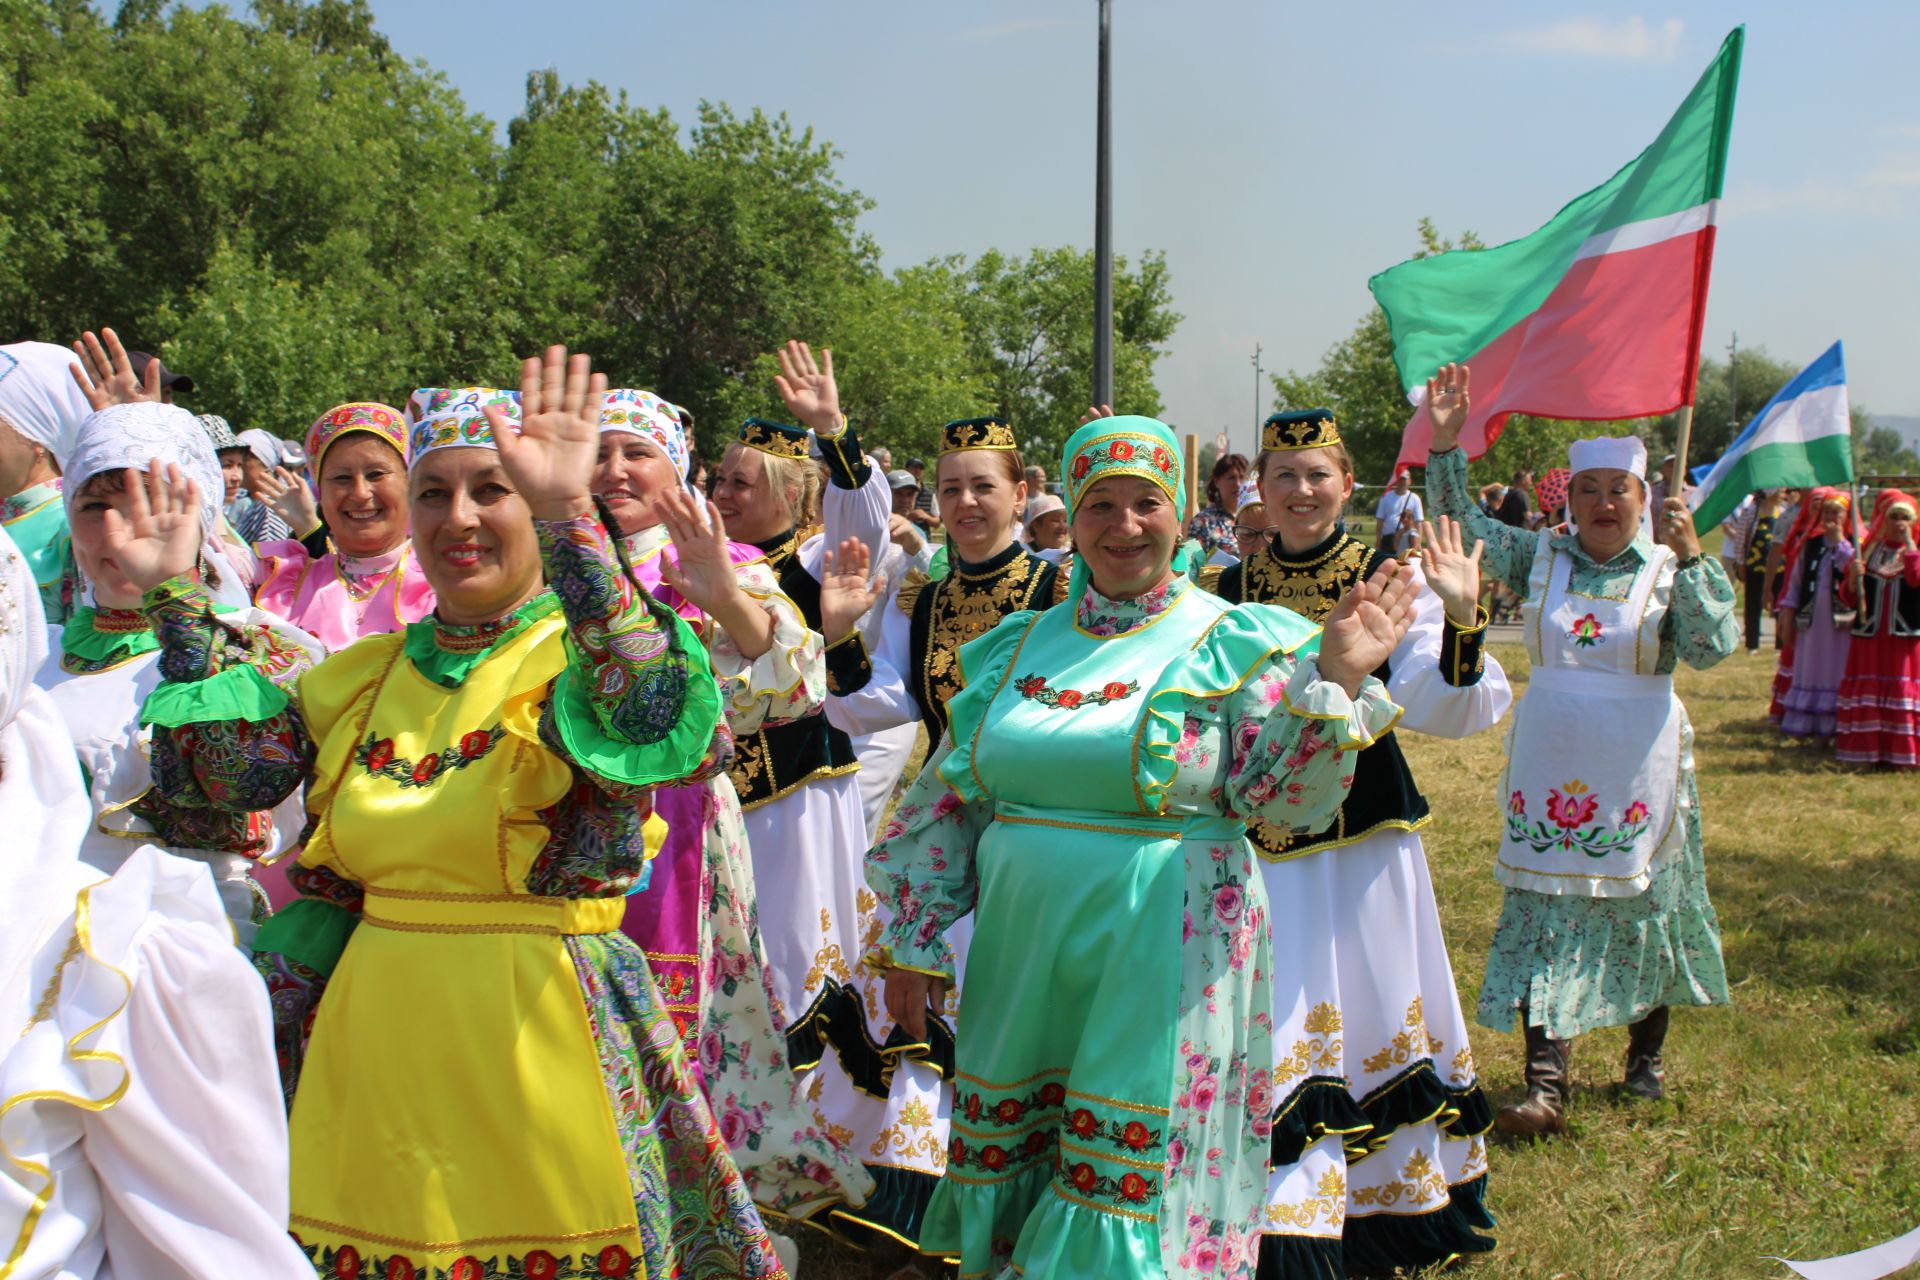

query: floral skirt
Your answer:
[1255,830,1494,1280]
[567,932,788,1279]
[1477,769,1730,1040]
[921,808,1272,1280]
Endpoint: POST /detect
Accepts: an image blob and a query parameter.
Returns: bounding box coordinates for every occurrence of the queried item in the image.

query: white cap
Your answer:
[1568,436,1647,482]
[1025,493,1066,530]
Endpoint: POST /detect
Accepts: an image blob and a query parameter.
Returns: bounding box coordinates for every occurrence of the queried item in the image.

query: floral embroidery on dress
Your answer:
[357,726,504,788]
[1569,612,1604,647]
[1076,575,1181,637]
[1505,779,1652,859]
[1014,674,1139,709]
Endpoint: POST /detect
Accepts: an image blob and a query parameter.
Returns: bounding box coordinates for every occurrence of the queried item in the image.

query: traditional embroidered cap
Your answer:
[1567,436,1648,482]
[941,416,1017,455]
[1062,416,1184,519]
[305,402,408,475]
[1261,408,1342,453]
[600,389,691,488]
[405,387,521,466]
[195,413,239,451]
[738,417,811,461]
[1235,479,1265,511]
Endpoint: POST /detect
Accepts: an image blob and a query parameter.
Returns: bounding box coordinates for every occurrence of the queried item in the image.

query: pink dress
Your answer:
[253,539,435,653]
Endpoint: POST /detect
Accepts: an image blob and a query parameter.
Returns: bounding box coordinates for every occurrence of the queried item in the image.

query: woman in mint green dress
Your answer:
[866,416,1417,1279]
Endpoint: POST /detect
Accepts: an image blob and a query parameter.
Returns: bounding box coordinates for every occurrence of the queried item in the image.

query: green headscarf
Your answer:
[1059,415,1186,605]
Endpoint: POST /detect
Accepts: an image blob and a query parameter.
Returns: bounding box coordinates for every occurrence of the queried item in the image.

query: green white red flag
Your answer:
[1371,26,1744,470]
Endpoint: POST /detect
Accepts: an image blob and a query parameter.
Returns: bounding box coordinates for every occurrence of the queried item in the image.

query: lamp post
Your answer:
[1092,0,1114,407]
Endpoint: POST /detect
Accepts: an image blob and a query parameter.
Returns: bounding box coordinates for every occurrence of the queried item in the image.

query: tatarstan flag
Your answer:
[1372,26,1744,470]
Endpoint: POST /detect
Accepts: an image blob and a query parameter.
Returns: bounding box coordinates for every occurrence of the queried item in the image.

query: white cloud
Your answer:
[1505,16,1685,62]
[1868,156,1920,187]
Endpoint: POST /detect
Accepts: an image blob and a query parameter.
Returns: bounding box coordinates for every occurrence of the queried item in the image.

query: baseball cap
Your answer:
[887,469,919,490]
[127,351,195,395]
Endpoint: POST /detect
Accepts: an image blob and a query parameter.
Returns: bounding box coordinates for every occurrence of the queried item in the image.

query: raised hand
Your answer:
[101,463,203,593]
[1317,559,1420,694]
[489,346,605,522]
[1425,362,1471,453]
[1417,516,1483,625]
[772,341,841,435]
[256,464,320,534]
[1657,497,1702,559]
[818,536,882,644]
[69,328,160,410]
[1078,405,1116,426]
[657,487,741,616]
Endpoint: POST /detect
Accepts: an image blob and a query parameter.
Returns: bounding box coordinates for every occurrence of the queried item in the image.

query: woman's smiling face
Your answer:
[408,448,541,623]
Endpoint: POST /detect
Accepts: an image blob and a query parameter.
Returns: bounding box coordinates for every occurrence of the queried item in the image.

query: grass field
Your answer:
[801,644,1920,1279]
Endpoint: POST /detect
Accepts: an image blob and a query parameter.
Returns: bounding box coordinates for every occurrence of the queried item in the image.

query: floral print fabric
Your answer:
[1429,447,1737,1038]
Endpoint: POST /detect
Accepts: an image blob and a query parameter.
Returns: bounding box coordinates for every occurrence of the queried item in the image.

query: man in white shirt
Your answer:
[1374,471,1423,556]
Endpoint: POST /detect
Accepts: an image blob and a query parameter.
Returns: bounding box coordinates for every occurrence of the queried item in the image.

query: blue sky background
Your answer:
[361,0,1918,457]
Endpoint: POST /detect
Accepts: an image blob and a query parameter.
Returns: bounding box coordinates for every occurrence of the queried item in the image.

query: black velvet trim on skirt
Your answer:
[783,980,955,1099]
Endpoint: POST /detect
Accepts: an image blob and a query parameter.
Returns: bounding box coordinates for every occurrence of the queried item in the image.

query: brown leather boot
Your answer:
[1622,1006,1670,1101]
[1496,1018,1572,1137]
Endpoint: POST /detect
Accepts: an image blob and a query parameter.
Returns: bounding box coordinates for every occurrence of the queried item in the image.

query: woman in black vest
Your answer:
[1208,409,1510,1278]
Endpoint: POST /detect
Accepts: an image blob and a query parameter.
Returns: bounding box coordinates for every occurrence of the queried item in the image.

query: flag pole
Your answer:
[1671,404,1695,500]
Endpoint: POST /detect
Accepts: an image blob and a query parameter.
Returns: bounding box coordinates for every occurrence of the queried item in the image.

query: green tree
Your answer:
[953,247,1180,459]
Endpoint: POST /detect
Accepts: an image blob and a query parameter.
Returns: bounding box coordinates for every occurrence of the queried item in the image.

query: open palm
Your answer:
[1318,560,1419,692]
[488,346,604,521]
[69,327,160,411]
[773,341,841,434]
[658,488,740,615]
[818,536,882,643]
[103,464,203,592]
[1417,517,1483,623]
[1425,362,1471,452]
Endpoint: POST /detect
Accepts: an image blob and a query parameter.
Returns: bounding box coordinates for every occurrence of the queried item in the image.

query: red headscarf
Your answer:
[1858,489,1918,558]
[1775,486,1846,574]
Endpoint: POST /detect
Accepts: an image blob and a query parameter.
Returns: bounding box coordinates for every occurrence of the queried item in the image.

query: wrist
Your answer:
[530,497,595,523]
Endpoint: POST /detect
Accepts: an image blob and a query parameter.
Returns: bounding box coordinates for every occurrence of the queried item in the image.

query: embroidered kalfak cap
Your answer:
[940,416,1017,455]
[738,417,811,460]
[1261,408,1343,452]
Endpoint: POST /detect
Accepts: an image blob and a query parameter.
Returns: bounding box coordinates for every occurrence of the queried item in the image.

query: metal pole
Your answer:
[1251,343,1263,442]
[1092,0,1114,406]
[1727,331,1738,435]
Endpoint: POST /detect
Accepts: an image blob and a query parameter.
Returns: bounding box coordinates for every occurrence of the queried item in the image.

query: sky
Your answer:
[360,0,1920,459]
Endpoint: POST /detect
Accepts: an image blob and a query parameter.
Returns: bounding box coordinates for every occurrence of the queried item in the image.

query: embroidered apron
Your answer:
[289,616,644,1270]
[1498,539,1683,898]
[926,586,1258,1276]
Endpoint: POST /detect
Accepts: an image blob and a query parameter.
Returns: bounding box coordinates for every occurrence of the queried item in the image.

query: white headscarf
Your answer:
[599,389,693,492]
[0,520,94,1005]
[64,404,253,608]
[1568,436,1648,483]
[0,342,93,468]
[233,428,281,471]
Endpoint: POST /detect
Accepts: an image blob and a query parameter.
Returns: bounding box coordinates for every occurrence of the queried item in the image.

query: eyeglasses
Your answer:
[1233,526,1273,542]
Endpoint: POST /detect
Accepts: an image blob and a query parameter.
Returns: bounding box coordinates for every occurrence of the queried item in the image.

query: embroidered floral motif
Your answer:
[1569,611,1604,647]
[1271,1002,1343,1086]
[1261,1167,1348,1231]
[1062,1159,1158,1205]
[1013,674,1139,710]
[1350,1149,1448,1209]
[356,725,504,788]
[1360,997,1439,1075]
[1506,778,1653,859]
[297,1240,645,1278]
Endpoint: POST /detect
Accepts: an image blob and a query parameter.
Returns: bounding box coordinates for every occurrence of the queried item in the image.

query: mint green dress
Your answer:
[867,573,1400,1279]
[1428,448,1738,1038]
[3,479,72,623]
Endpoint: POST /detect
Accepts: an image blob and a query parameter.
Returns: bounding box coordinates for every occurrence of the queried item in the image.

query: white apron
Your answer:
[1497,538,1684,897]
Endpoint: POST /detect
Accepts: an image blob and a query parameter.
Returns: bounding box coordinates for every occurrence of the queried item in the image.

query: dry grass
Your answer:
[800,646,1920,1278]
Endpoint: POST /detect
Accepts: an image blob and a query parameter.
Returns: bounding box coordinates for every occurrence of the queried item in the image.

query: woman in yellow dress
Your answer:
[123,348,785,1278]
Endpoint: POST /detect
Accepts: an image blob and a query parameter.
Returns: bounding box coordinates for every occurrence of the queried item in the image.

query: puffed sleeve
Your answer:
[1382,561,1512,738]
[1426,447,1541,598]
[1664,554,1739,671]
[710,557,824,737]
[817,417,891,576]
[825,593,920,738]
[1204,608,1403,836]
[862,731,994,982]
[138,576,322,815]
[71,848,314,1276]
[534,512,723,798]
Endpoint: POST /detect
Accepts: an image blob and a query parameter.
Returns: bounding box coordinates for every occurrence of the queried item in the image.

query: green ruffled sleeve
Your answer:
[139,663,289,728]
[547,615,723,789]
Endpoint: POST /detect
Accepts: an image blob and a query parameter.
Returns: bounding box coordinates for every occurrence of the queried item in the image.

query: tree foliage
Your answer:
[0,0,1181,455]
